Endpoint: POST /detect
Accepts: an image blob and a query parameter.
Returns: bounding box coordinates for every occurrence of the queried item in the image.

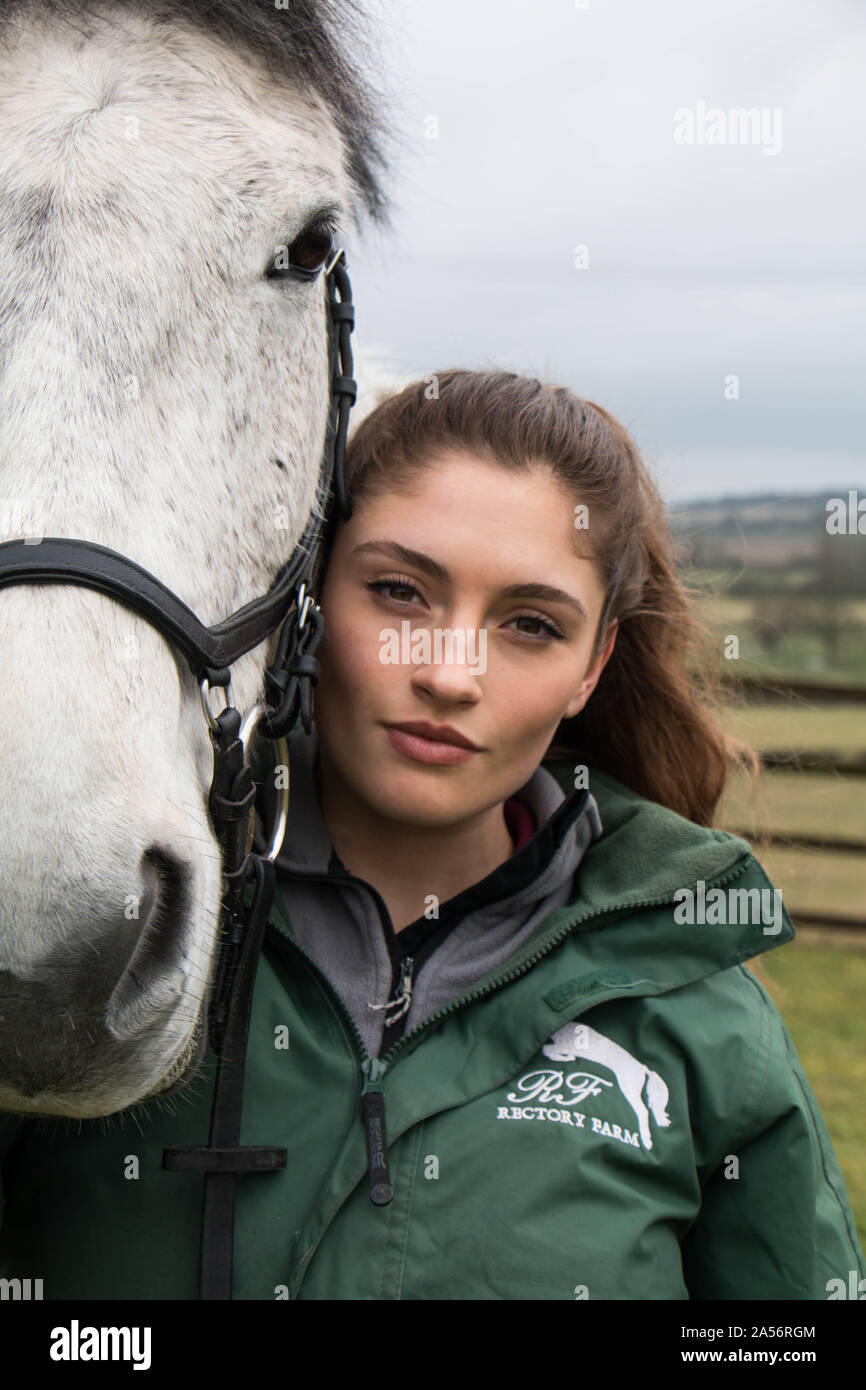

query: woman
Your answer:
[1,369,863,1300]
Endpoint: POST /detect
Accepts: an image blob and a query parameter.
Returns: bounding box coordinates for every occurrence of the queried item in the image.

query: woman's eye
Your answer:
[508,614,565,641]
[367,579,422,605]
[265,220,336,281]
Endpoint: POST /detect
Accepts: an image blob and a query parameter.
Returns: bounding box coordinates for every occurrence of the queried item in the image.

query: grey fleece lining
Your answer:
[270,729,603,1059]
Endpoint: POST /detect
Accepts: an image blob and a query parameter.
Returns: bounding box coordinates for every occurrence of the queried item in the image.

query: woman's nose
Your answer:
[406,623,487,700]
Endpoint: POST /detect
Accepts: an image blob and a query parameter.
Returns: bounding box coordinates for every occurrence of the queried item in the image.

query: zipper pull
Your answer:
[360,1057,394,1206]
[389,955,415,1024]
[368,955,415,1027]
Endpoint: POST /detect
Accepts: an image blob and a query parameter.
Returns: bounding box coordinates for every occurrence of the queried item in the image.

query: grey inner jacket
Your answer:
[268,730,603,1059]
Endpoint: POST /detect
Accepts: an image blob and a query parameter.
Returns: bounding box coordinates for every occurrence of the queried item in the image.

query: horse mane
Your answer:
[0,0,394,227]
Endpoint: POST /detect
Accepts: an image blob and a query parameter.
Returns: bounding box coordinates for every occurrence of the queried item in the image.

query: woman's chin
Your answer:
[363,771,496,830]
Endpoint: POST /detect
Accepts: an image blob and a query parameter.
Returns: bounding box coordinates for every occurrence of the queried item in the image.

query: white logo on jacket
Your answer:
[541,1023,671,1151]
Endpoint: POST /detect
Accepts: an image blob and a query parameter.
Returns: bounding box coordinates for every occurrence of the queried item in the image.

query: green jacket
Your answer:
[1,761,863,1300]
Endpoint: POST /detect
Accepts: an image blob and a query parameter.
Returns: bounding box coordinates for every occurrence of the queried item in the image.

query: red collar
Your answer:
[504,794,537,852]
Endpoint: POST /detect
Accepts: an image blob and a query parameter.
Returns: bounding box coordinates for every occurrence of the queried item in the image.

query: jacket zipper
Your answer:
[268,865,413,1203]
[360,1057,394,1205]
[270,855,754,1219]
[267,924,396,1208]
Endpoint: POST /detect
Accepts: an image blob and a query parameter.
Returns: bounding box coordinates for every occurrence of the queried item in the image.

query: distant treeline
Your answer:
[667,491,866,597]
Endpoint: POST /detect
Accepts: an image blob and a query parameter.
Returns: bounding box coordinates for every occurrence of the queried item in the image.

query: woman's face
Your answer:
[313,451,617,828]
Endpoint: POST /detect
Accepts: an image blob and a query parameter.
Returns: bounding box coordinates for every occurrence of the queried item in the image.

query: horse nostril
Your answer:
[104,848,191,1038]
[136,848,189,977]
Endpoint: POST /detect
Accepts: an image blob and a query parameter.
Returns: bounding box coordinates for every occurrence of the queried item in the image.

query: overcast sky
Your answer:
[345,0,865,505]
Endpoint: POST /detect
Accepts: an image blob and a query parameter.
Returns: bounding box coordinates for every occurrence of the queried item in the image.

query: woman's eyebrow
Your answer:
[499,581,589,623]
[351,540,589,622]
[353,539,449,583]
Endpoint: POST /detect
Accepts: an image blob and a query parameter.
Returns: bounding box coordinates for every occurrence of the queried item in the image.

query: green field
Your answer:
[708,628,866,683]
[755,932,866,1250]
[689,581,866,684]
[715,705,865,920]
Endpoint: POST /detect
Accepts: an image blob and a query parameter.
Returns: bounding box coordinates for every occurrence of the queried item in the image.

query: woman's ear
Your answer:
[561,619,618,720]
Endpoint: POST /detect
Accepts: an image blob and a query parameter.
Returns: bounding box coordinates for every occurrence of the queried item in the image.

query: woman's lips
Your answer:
[384,726,479,766]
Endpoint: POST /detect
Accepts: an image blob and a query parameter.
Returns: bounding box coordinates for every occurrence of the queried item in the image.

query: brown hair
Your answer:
[339,368,760,826]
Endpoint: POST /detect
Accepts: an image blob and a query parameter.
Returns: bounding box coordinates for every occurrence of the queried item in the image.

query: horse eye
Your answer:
[265,222,335,281]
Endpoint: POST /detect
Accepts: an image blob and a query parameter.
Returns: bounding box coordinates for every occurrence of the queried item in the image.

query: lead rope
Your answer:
[162,251,355,1300]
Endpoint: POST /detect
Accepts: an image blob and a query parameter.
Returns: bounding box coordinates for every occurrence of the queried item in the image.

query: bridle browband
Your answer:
[0,249,357,1300]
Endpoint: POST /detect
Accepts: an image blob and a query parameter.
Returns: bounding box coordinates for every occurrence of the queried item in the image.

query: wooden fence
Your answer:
[719,675,866,932]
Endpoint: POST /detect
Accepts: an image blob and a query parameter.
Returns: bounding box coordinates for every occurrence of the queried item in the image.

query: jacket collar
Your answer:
[258,736,794,986]
[525,758,796,967]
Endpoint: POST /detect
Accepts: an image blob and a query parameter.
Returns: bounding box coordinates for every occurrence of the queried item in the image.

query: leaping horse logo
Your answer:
[542,1023,671,1150]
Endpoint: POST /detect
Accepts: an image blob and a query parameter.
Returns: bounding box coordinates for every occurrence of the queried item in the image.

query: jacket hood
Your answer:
[512,756,796,1012]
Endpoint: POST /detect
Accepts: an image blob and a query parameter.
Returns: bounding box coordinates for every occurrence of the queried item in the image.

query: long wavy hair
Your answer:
[337,368,759,827]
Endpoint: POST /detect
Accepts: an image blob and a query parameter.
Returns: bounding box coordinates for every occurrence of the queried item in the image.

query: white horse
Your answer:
[0,0,399,1118]
[542,1022,672,1151]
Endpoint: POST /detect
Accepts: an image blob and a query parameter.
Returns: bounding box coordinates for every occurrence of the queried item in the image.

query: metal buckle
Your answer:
[199,677,234,733]
[238,703,290,863]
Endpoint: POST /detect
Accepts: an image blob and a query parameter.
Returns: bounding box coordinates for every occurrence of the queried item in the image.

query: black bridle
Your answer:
[0,250,357,1300]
